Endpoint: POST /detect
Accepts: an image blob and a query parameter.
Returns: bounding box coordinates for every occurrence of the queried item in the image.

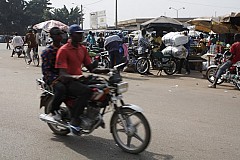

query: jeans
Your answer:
[51,82,66,113]
[66,80,92,125]
[109,50,121,68]
[216,60,232,79]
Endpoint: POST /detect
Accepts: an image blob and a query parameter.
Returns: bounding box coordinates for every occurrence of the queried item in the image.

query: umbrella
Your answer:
[221,12,240,26]
[187,17,239,34]
[104,35,122,46]
[33,20,69,32]
[141,16,183,31]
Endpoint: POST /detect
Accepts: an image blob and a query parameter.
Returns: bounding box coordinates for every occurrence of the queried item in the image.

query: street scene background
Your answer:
[0,43,240,160]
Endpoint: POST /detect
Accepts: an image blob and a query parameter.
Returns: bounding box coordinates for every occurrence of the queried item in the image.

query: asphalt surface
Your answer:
[0,43,239,160]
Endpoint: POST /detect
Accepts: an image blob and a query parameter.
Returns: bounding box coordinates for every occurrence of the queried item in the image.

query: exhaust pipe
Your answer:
[39,114,69,129]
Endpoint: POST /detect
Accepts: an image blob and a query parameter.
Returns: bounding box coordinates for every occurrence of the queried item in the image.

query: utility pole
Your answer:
[115,0,118,29]
[81,5,84,29]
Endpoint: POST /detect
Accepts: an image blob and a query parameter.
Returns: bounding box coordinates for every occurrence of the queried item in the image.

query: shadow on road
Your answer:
[51,135,174,160]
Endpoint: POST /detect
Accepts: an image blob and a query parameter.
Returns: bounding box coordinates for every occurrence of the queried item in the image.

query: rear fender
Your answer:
[207,65,218,70]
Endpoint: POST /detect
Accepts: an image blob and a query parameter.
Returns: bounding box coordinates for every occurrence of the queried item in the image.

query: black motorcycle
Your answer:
[37,63,151,154]
[135,45,178,75]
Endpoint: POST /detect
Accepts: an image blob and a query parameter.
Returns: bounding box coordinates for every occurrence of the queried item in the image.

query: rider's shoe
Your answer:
[69,124,81,135]
[28,60,32,65]
[208,84,216,88]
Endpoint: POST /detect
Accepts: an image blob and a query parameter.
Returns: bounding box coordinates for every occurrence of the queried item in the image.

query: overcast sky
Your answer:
[49,0,240,29]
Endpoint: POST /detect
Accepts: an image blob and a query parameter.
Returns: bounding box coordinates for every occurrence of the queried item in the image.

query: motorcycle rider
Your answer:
[41,27,65,121]
[55,24,108,135]
[11,32,24,57]
[208,33,240,88]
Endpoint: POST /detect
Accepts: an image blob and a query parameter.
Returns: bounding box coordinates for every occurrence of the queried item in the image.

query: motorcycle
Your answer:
[82,46,110,72]
[206,51,240,90]
[37,63,151,154]
[127,46,139,69]
[13,46,25,57]
[135,45,178,75]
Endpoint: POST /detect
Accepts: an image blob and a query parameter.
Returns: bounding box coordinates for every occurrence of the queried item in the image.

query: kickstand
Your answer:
[157,70,162,76]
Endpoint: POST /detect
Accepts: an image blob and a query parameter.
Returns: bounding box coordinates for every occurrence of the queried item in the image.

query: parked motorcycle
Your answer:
[135,45,178,75]
[13,46,25,57]
[37,63,151,154]
[206,51,240,90]
[127,46,139,69]
[82,46,110,72]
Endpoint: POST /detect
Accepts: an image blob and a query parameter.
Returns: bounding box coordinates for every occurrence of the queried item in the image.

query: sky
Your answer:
[49,0,240,29]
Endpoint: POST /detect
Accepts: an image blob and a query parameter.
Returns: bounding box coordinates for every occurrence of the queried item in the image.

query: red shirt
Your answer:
[230,42,240,64]
[55,41,92,75]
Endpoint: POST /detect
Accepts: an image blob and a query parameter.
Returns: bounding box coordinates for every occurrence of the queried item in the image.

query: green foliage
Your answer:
[0,0,83,35]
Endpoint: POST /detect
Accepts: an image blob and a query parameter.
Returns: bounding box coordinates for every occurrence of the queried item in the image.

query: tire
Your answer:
[206,67,224,84]
[44,98,70,136]
[135,58,150,74]
[101,58,110,68]
[234,82,240,90]
[163,59,177,75]
[33,54,39,67]
[111,108,151,154]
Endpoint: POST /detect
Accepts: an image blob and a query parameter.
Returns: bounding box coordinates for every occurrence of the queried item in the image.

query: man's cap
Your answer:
[49,27,63,35]
[69,24,84,34]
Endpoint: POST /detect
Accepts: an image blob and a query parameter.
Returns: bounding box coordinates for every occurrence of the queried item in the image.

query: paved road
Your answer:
[0,43,239,160]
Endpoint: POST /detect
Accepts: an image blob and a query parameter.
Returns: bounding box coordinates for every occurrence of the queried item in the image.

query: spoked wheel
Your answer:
[111,108,151,154]
[234,81,240,90]
[33,54,40,67]
[135,58,150,74]
[24,53,31,65]
[163,59,177,75]
[100,58,110,69]
[206,67,224,84]
[44,98,70,136]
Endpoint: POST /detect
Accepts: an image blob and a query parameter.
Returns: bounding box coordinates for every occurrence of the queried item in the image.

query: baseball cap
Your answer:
[49,27,63,35]
[69,24,84,34]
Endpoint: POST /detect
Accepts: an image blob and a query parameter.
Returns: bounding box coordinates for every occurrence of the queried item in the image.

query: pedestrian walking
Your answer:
[6,35,11,50]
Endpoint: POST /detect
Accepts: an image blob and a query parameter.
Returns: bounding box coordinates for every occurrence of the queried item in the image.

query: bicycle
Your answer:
[24,47,40,67]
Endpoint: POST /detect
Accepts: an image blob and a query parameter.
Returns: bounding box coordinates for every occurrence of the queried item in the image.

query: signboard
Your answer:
[90,10,107,29]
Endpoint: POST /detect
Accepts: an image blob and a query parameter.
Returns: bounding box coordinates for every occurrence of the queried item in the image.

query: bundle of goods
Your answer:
[162,45,188,59]
[162,32,188,47]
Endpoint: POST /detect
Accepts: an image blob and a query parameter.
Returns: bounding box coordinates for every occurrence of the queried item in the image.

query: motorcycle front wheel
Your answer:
[206,67,224,84]
[163,59,177,75]
[135,58,150,74]
[44,98,70,136]
[111,108,151,154]
[100,57,110,68]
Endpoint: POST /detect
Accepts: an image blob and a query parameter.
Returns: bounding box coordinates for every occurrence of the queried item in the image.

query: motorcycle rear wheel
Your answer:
[135,58,150,74]
[111,108,151,154]
[163,59,177,75]
[44,98,70,136]
[206,67,224,84]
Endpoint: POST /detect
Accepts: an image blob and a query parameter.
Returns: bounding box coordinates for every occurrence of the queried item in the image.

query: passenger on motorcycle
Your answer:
[208,34,240,88]
[55,24,108,135]
[11,32,24,57]
[41,27,65,121]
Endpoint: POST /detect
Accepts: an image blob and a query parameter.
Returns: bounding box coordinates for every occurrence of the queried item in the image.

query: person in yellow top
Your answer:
[151,31,162,52]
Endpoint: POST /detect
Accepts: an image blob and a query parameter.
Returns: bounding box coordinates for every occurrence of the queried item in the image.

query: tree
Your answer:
[0,0,26,34]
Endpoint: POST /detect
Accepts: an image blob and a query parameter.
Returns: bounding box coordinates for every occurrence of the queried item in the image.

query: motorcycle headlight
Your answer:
[117,82,128,94]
